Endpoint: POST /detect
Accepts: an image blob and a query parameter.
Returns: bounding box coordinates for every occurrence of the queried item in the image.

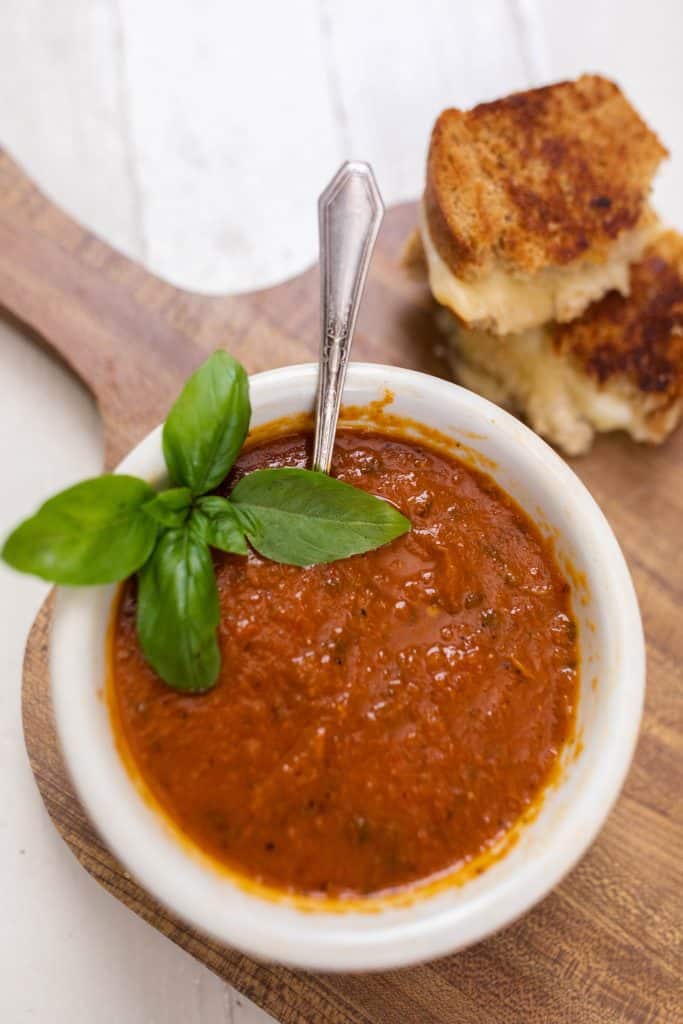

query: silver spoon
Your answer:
[312,161,384,474]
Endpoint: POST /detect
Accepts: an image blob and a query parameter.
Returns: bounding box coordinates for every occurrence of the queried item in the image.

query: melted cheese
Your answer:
[420,205,656,335]
[441,313,677,455]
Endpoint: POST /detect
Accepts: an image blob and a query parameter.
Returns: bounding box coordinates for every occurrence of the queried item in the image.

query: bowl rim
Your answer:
[49,362,645,971]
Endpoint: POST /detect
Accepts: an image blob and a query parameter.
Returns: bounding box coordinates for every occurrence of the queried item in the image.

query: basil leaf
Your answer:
[144,487,192,528]
[191,496,248,555]
[230,468,411,566]
[136,527,220,691]
[2,475,157,584]
[162,350,250,496]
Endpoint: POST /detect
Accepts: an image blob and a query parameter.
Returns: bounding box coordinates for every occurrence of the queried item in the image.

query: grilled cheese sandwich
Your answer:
[420,202,659,335]
[438,232,683,455]
[423,76,667,334]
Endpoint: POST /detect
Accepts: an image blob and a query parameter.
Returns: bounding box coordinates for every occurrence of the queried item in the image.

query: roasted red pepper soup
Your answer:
[110,429,578,900]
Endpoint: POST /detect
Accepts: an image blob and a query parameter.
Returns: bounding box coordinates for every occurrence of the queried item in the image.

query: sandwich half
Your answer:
[422,75,667,335]
[439,231,683,456]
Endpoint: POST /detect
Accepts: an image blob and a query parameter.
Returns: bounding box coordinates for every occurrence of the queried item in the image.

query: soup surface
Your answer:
[110,429,578,898]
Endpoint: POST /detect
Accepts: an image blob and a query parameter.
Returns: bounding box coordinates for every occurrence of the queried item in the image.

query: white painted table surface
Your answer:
[1,2,681,1021]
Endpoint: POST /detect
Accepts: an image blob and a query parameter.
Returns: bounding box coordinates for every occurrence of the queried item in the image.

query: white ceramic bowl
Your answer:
[50,363,645,971]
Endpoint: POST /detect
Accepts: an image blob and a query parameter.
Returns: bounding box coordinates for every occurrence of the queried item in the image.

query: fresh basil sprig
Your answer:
[137,528,220,692]
[231,468,409,566]
[2,476,157,585]
[143,487,192,529]
[162,351,250,495]
[190,496,248,556]
[2,350,411,691]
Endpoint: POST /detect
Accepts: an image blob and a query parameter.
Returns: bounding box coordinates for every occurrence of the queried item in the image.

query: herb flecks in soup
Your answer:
[111,430,578,899]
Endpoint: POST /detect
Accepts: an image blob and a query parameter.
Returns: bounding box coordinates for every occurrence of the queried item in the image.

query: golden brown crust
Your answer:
[425,75,667,280]
[554,231,683,400]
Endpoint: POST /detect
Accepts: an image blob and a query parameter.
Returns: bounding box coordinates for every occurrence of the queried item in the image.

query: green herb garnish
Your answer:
[137,527,221,692]
[2,351,411,692]
[231,467,410,567]
[2,475,157,585]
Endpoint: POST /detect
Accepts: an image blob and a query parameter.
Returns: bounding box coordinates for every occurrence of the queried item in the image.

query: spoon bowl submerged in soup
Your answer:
[109,426,578,901]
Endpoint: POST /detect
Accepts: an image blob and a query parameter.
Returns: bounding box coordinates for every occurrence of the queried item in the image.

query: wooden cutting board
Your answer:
[2,147,680,1024]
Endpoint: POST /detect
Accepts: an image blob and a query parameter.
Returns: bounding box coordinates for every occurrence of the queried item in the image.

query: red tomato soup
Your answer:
[110,429,578,899]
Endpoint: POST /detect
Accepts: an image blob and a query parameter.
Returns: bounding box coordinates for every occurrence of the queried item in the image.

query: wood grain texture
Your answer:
[1,148,680,1024]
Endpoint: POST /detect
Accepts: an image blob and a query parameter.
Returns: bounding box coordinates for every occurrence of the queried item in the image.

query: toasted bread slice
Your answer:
[438,231,683,455]
[422,75,667,334]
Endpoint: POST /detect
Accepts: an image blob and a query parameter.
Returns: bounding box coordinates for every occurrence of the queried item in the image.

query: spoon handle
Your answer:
[312,161,384,474]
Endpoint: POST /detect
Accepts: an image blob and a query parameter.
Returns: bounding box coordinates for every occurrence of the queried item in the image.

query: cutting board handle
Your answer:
[0,147,209,465]
[0,148,428,468]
